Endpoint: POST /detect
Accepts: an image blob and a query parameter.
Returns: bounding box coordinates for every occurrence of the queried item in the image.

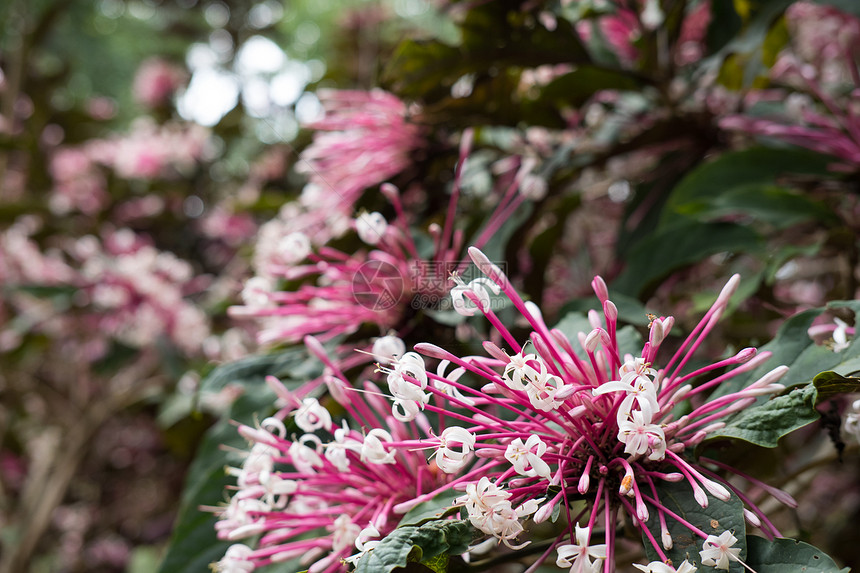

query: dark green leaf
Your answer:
[198,346,315,393]
[704,384,819,448]
[354,520,474,573]
[643,479,746,571]
[745,536,850,572]
[539,66,643,108]
[812,371,860,403]
[706,0,742,53]
[398,489,463,527]
[611,220,761,297]
[660,148,833,228]
[673,184,837,229]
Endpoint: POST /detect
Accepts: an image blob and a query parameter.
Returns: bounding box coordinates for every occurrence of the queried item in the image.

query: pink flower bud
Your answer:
[591,276,609,303]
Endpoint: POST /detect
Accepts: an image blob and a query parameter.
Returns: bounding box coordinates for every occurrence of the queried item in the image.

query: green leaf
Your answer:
[398,489,463,527]
[706,0,743,53]
[611,220,761,297]
[722,300,860,398]
[674,183,838,229]
[198,346,312,393]
[660,148,833,228]
[157,348,319,573]
[811,371,860,402]
[539,66,643,108]
[745,536,850,572]
[643,479,746,571]
[354,520,474,573]
[704,384,819,448]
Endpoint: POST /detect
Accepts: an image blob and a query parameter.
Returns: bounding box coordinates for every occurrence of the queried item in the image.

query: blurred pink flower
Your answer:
[48,147,109,216]
[296,89,423,218]
[132,57,188,109]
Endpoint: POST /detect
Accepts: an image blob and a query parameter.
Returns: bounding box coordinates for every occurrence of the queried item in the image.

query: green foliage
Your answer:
[745,536,851,572]
[704,384,820,448]
[353,520,474,573]
[713,300,860,399]
[659,148,834,227]
[398,490,464,527]
[611,220,761,297]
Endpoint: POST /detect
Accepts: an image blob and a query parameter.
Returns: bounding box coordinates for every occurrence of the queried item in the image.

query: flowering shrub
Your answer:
[5,0,860,572]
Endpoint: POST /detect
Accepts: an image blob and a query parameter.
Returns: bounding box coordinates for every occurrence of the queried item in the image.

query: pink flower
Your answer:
[132,57,187,109]
[375,247,793,565]
[212,348,458,573]
[296,89,423,217]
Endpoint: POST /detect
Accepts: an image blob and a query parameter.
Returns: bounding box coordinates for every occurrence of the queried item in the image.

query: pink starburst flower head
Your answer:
[385,247,794,567]
[212,348,459,573]
[297,89,423,212]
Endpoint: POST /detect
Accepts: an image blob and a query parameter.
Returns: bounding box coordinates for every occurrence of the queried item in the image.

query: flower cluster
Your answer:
[295,89,424,221]
[215,244,799,572]
[230,129,537,348]
[212,339,457,573]
[366,247,794,571]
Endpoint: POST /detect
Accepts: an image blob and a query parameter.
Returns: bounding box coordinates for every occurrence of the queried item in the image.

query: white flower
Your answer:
[228,442,276,488]
[523,365,567,412]
[287,434,324,474]
[555,523,607,573]
[699,531,742,570]
[833,317,851,352]
[324,421,360,471]
[593,358,660,424]
[361,429,396,464]
[503,353,567,411]
[294,397,332,433]
[450,275,500,316]
[356,211,388,245]
[343,523,381,565]
[640,0,664,29]
[387,352,429,398]
[329,515,362,552]
[215,544,255,573]
[456,477,539,549]
[633,560,697,573]
[844,398,860,443]
[503,352,541,392]
[386,351,431,421]
[435,360,476,405]
[372,335,405,363]
[435,426,476,473]
[504,435,552,478]
[617,410,666,460]
[277,232,310,264]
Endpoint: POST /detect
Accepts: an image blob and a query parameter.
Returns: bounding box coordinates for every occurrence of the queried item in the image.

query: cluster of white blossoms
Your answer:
[457,477,542,549]
[593,357,667,461]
